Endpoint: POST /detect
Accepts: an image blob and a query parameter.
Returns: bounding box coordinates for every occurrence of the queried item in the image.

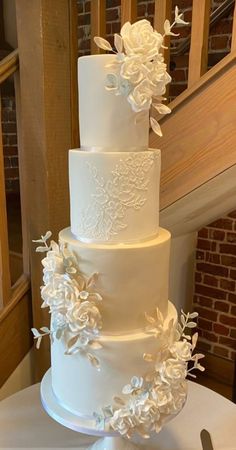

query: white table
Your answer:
[0,381,236,449]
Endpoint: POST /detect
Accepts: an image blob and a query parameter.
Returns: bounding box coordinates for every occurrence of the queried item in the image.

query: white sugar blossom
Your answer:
[94,11,188,136]
[169,339,192,361]
[160,358,187,385]
[66,300,102,334]
[41,274,80,311]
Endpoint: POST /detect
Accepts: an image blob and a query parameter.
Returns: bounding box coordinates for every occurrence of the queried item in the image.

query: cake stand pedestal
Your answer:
[41,369,141,450]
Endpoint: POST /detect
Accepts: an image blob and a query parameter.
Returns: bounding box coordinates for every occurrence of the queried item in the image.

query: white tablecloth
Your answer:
[0,381,236,449]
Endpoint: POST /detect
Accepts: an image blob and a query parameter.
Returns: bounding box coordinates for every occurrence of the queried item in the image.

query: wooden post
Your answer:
[0,96,11,307]
[154,0,172,99]
[15,0,77,380]
[231,1,236,52]
[188,0,211,88]
[91,0,106,54]
[121,0,137,25]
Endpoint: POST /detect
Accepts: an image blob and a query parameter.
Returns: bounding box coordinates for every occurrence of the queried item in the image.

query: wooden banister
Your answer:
[121,0,137,26]
[0,49,19,84]
[0,96,11,307]
[154,0,172,98]
[188,0,211,88]
[231,1,236,51]
[91,0,106,54]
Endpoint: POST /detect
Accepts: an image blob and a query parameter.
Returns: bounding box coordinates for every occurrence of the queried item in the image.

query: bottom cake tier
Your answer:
[51,301,177,418]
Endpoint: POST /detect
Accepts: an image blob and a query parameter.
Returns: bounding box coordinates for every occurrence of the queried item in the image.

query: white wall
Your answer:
[0,349,35,401]
[169,232,197,313]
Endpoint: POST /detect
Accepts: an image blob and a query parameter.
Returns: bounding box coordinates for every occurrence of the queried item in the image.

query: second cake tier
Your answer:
[59,227,171,333]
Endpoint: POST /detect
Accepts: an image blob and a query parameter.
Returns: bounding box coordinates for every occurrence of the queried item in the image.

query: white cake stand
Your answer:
[40,369,142,449]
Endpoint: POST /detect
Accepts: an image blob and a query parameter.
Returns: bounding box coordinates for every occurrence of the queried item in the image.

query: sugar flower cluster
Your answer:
[94,6,188,136]
[32,231,103,369]
[95,309,204,438]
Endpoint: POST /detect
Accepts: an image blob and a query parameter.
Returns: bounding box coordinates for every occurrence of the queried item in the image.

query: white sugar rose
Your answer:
[120,56,144,85]
[42,241,64,284]
[151,385,173,408]
[128,79,152,112]
[170,339,192,361]
[160,358,187,384]
[66,301,102,333]
[131,395,160,427]
[51,311,67,330]
[121,19,163,58]
[110,408,133,436]
[41,274,80,312]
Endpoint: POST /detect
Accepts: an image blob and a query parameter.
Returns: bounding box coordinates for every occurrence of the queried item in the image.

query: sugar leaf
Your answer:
[94,36,113,52]
[114,33,123,53]
[150,117,163,137]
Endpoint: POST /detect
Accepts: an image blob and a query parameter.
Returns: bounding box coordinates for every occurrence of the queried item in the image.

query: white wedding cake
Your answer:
[33,14,203,440]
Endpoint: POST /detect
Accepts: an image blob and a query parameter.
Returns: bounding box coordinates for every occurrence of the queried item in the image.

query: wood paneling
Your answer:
[91,0,106,54]
[188,0,211,87]
[15,0,74,380]
[0,94,11,307]
[0,275,32,387]
[121,0,137,25]
[0,50,19,84]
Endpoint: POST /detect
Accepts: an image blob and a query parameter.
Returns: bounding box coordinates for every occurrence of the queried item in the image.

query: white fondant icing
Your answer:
[51,302,177,417]
[69,150,160,243]
[59,227,171,333]
[78,55,149,149]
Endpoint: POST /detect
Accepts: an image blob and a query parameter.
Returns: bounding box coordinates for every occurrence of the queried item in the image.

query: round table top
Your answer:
[0,380,236,449]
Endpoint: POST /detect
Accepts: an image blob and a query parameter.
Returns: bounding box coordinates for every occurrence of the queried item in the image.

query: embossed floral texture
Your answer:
[94,7,188,136]
[32,232,103,368]
[97,310,204,439]
[77,153,155,241]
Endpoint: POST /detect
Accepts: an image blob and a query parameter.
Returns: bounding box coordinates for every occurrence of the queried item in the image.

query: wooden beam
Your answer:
[15,0,74,380]
[231,0,236,52]
[0,275,32,387]
[121,0,137,26]
[91,0,106,54]
[154,0,172,98]
[188,0,211,88]
[0,49,19,84]
[0,94,11,307]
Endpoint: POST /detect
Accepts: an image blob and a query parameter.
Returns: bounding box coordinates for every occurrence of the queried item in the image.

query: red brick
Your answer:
[197,238,211,251]
[170,54,189,69]
[196,250,205,260]
[137,3,147,17]
[206,252,220,264]
[8,135,17,145]
[4,168,19,179]
[106,23,112,35]
[197,339,212,353]
[78,27,85,39]
[147,3,155,15]
[172,69,186,83]
[203,275,218,287]
[4,157,11,168]
[196,296,213,308]
[213,345,230,358]
[78,13,90,26]
[210,19,233,35]
[195,305,218,321]
[230,329,236,339]
[107,7,119,22]
[209,218,233,230]
[202,330,218,342]
[195,284,226,300]
[228,211,236,219]
[210,35,229,50]
[220,244,236,256]
[197,317,213,331]
[229,293,236,304]
[219,315,236,328]
[213,323,229,336]
[112,22,121,34]
[198,228,209,239]
[231,351,236,361]
[79,39,91,50]
[219,336,236,350]
[85,1,90,12]
[77,2,84,13]
[173,0,192,9]
[214,301,230,313]
[231,306,236,316]
[219,279,235,292]
[221,255,236,267]
[227,232,236,243]
[195,272,202,283]
[230,270,236,280]
[197,262,228,277]
[209,229,225,241]
[169,83,187,97]
[107,0,120,7]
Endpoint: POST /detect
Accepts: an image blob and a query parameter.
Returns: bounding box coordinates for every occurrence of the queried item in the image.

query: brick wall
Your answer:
[194,213,236,361]
[2,88,19,193]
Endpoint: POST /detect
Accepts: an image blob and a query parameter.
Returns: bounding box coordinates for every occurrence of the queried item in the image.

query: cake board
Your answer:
[40,369,142,449]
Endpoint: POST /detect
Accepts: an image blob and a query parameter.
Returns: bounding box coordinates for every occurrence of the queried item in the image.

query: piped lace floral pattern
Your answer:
[95,309,204,438]
[32,232,103,370]
[77,152,156,241]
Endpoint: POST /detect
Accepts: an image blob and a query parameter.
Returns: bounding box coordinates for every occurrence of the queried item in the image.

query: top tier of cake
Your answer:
[78,54,149,150]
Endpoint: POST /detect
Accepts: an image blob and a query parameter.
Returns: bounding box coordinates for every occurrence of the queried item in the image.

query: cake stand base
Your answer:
[88,436,140,449]
[41,369,143,450]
